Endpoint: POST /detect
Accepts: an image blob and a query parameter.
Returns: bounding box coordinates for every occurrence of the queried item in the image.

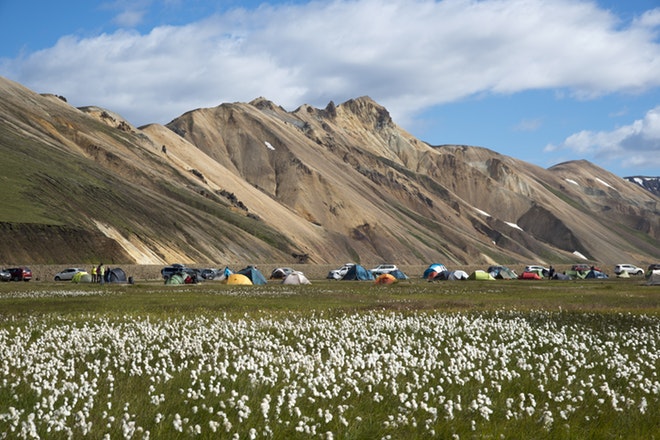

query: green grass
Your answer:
[0,278,658,317]
[1,279,659,439]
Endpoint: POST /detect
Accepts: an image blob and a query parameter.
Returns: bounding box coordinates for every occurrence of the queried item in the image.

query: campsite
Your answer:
[1,268,659,439]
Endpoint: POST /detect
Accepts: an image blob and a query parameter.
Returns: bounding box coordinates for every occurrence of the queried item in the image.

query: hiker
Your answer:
[91,265,97,283]
[548,266,555,278]
[98,263,105,285]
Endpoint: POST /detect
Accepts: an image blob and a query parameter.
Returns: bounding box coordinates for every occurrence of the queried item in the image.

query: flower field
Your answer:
[1,282,660,438]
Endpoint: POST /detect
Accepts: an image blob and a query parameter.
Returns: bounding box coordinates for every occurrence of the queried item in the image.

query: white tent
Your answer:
[448,270,469,280]
[282,271,311,285]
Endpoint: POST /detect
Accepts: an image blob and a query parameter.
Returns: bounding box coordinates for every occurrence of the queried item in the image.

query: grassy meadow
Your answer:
[1,276,659,439]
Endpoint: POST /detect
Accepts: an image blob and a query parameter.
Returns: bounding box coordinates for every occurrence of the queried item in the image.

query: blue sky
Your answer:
[1,0,659,177]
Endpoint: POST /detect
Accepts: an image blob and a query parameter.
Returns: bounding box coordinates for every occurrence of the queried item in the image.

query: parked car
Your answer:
[614,264,644,276]
[200,268,221,280]
[571,264,601,273]
[0,269,11,282]
[54,267,86,281]
[371,264,398,275]
[524,265,548,273]
[161,264,186,279]
[647,264,660,277]
[327,263,355,280]
[6,266,32,281]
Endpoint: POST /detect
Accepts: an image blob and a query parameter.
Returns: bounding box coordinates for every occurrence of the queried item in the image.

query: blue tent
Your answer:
[390,269,408,280]
[586,269,608,279]
[237,266,268,285]
[431,270,451,281]
[342,264,375,281]
[423,263,447,279]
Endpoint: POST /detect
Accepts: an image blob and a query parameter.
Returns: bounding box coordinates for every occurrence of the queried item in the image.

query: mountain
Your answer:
[624,176,660,197]
[1,76,659,267]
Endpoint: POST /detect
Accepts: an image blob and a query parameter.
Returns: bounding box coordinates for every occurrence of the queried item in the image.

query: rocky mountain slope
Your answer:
[625,176,660,197]
[1,76,658,267]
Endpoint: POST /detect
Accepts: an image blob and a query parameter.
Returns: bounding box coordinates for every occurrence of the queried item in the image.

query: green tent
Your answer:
[469,270,495,281]
[165,274,185,284]
[566,270,587,279]
[72,271,92,283]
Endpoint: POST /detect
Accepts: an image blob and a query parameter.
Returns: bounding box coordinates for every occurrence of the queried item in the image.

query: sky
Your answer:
[1,0,659,177]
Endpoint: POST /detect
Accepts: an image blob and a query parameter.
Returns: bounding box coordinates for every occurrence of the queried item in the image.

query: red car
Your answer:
[7,266,32,281]
[571,264,601,273]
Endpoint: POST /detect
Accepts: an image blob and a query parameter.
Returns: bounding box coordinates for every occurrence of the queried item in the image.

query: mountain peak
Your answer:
[339,96,393,129]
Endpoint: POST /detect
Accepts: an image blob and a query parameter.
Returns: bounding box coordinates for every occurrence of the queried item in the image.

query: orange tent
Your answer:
[375,273,397,285]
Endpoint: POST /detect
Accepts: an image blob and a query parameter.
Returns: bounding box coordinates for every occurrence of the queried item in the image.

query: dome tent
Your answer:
[375,273,397,284]
[341,264,374,281]
[468,270,495,281]
[423,263,447,279]
[226,274,252,285]
[237,266,267,285]
[282,271,311,285]
[107,267,128,283]
[72,271,92,283]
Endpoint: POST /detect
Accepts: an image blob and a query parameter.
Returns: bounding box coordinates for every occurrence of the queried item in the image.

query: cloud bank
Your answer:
[546,106,660,170]
[1,0,659,170]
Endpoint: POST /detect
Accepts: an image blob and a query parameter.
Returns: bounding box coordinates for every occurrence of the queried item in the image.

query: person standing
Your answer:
[91,265,97,283]
[98,263,105,285]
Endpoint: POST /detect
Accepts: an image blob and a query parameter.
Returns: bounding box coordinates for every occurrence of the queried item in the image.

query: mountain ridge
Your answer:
[624,176,660,197]
[0,75,658,267]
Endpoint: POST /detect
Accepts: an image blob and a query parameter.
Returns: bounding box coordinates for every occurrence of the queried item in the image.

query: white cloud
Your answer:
[514,118,542,132]
[546,106,660,170]
[113,9,146,27]
[1,0,659,129]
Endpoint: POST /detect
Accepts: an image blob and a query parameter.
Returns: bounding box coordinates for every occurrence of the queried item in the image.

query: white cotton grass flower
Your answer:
[0,310,659,437]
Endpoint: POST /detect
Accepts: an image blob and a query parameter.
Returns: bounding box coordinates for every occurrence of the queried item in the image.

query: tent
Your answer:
[282,271,311,285]
[616,270,631,279]
[519,271,541,280]
[389,269,408,280]
[552,272,571,280]
[469,270,495,281]
[226,273,253,285]
[237,266,267,285]
[271,267,293,279]
[342,264,375,281]
[585,270,608,279]
[647,271,660,286]
[430,270,451,281]
[488,266,517,279]
[565,270,585,279]
[72,271,92,283]
[165,274,185,284]
[423,264,447,279]
[374,273,397,285]
[107,267,128,283]
[448,270,469,280]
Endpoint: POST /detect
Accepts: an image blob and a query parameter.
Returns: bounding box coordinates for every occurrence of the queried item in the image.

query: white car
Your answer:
[371,264,398,275]
[614,264,644,276]
[327,263,355,280]
[54,267,86,281]
[524,265,548,273]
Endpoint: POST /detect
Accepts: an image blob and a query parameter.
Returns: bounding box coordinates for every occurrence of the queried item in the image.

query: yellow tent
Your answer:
[226,273,253,285]
[72,271,92,283]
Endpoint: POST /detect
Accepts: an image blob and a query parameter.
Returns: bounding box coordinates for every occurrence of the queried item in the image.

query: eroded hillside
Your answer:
[1,76,659,266]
